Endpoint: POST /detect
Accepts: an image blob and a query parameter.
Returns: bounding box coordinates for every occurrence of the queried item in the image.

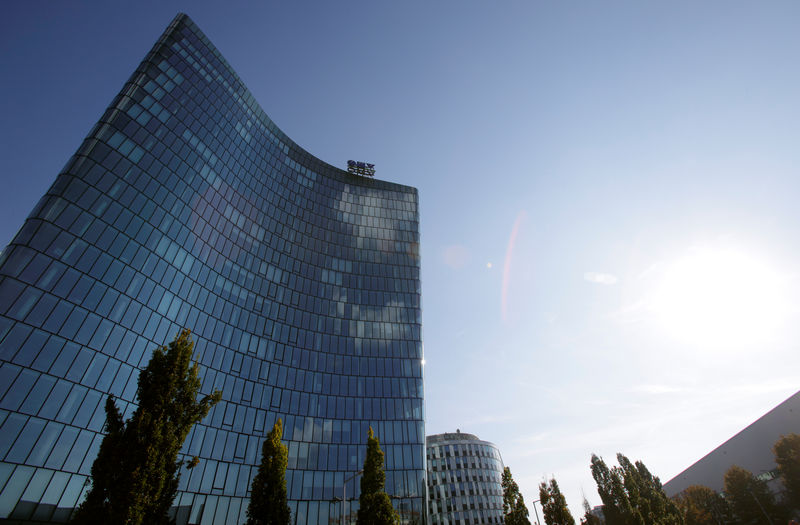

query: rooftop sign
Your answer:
[347,160,375,177]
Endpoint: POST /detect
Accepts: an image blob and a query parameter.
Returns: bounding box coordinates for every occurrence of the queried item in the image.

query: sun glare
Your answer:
[651,247,787,349]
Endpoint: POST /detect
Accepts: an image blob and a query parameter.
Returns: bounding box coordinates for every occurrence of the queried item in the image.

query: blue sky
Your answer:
[3,1,800,516]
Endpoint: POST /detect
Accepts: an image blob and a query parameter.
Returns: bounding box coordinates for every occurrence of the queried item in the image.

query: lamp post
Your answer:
[531,499,542,525]
[342,469,364,525]
[749,489,775,525]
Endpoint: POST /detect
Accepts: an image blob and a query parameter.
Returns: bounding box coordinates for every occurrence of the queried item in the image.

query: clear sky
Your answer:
[3,1,800,517]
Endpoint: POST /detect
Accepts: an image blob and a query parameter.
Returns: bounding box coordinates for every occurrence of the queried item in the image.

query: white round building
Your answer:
[426,431,505,525]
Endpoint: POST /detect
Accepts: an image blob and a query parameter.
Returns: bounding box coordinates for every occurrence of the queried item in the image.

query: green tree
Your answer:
[672,485,730,525]
[246,419,291,525]
[590,453,683,525]
[773,433,800,510]
[591,455,629,525]
[502,466,532,525]
[723,464,785,525]
[357,427,398,525]
[540,477,576,525]
[580,498,603,525]
[71,329,221,525]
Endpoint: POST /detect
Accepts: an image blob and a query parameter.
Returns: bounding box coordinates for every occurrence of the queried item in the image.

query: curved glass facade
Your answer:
[0,13,424,525]
[426,432,504,525]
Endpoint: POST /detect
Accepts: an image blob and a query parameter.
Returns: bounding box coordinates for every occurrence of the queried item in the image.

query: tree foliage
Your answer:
[590,453,683,525]
[502,466,532,525]
[246,419,291,525]
[357,427,398,525]
[672,485,731,525]
[540,477,576,525]
[580,497,604,525]
[723,464,785,525]
[774,433,800,510]
[71,329,221,525]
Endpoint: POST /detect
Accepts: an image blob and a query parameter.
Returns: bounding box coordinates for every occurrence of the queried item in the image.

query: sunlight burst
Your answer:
[651,248,787,348]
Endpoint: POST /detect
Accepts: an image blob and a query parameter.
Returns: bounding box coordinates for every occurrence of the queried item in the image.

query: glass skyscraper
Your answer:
[0,13,424,525]
[426,432,504,525]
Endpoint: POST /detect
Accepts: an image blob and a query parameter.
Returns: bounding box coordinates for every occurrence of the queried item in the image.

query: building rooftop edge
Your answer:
[173,12,417,194]
[426,432,498,445]
[665,388,800,490]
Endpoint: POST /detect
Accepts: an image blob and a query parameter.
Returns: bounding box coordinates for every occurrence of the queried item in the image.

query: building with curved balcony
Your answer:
[426,432,505,525]
[0,13,424,525]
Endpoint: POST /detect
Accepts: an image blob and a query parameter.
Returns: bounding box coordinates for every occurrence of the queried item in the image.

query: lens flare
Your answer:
[502,211,527,323]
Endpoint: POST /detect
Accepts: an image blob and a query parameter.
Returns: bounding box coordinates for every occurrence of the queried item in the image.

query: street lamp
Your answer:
[341,469,364,525]
[531,499,542,525]
[749,489,775,525]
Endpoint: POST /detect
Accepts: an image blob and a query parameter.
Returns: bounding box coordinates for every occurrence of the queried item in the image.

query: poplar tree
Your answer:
[71,329,221,525]
[246,419,291,525]
[540,477,575,525]
[580,498,603,525]
[502,466,532,525]
[357,427,398,525]
[590,454,630,525]
[590,453,683,525]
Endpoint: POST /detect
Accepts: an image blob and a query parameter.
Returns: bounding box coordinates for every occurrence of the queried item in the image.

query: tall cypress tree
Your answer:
[357,427,398,525]
[246,419,291,525]
[502,466,532,525]
[540,477,575,525]
[71,329,221,525]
